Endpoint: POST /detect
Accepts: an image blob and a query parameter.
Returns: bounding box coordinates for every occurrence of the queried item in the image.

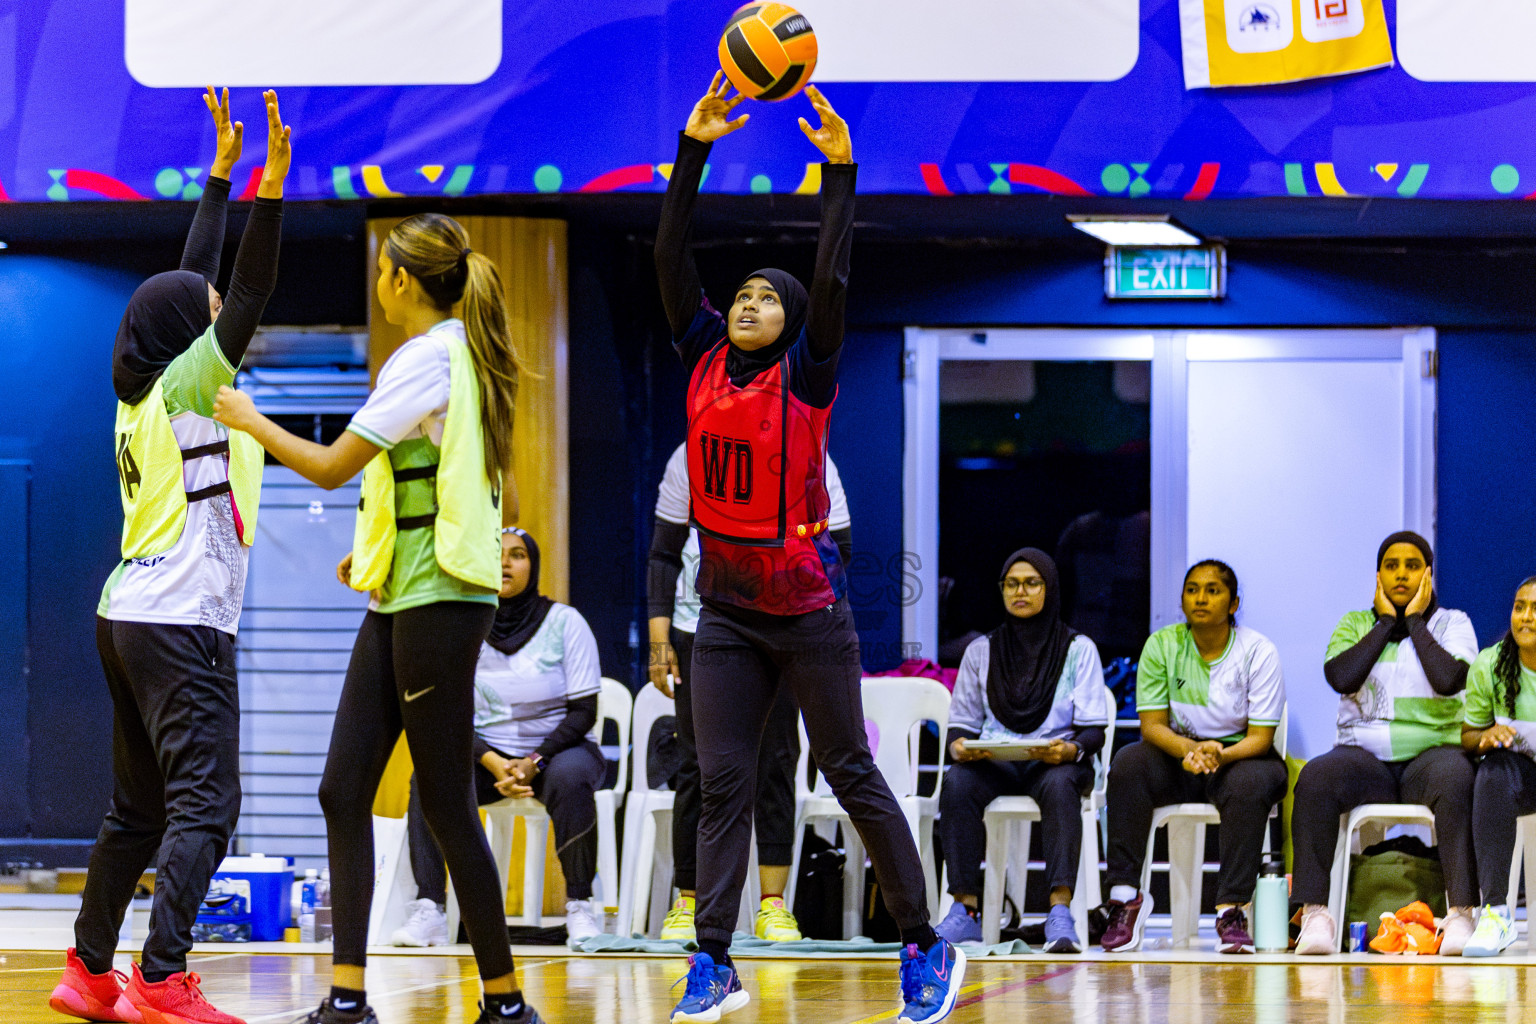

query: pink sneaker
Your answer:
[120,963,246,1024]
[1100,891,1153,952]
[49,947,142,1023]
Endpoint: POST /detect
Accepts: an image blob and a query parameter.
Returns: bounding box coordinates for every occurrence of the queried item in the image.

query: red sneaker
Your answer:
[48,947,141,1023]
[121,964,246,1024]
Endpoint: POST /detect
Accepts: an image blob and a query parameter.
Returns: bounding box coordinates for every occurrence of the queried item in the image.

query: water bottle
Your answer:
[1253,855,1289,952]
[299,868,318,943]
[315,868,333,943]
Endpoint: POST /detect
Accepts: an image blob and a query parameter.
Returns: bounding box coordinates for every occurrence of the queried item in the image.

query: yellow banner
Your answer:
[1180,0,1394,89]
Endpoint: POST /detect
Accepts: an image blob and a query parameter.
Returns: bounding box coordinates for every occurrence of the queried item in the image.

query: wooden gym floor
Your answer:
[7,948,1536,1024]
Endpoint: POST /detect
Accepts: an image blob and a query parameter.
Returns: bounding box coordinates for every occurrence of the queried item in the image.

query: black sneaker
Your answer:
[474,999,545,1024]
[290,999,379,1024]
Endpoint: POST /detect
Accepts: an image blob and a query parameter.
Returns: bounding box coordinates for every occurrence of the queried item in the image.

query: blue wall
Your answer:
[0,256,140,842]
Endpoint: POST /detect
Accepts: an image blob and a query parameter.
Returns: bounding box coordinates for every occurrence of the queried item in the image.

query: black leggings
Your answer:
[670,626,799,890]
[1290,743,1476,908]
[319,602,516,980]
[1105,742,1287,906]
[940,759,1093,898]
[690,599,929,948]
[76,619,240,981]
[1473,749,1536,906]
[408,741,605,903]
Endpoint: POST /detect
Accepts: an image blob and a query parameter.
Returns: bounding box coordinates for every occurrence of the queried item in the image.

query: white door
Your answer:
[904,327,1436,758]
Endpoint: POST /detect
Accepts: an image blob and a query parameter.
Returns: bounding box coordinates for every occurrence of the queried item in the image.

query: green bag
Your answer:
[1345,846,1447,949]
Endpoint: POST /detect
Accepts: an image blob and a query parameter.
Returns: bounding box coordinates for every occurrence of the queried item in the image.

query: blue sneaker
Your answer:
[670,952,749,1023]
[898,937,967,1024]
[933,902,983,945]
[1042,904,1081,954]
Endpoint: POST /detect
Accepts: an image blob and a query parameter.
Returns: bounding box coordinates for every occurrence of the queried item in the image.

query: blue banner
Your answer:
[3,0,1536,203]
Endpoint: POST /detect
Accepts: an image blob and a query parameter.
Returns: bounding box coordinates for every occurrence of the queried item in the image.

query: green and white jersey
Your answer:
[1136,623,1285,744]
[346,320,497,614]
[1328,607,1478,761]
[1463,644,1536,760]
[473,603,601,755]
[949,633,1110,744]
[99,328,247,634]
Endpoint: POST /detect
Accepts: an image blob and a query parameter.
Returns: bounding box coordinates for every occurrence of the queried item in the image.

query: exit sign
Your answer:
[1105,245,1226,299]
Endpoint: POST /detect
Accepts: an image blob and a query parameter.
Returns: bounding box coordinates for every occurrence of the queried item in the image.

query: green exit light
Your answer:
[1105,245,1225,299]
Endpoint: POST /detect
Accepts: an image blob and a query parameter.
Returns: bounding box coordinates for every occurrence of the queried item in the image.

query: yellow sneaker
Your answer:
[754,897,803,942]
[660,895,696,941]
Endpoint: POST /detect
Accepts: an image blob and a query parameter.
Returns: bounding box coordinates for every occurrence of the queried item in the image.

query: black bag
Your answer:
[647,715,683,791]
[791,830,847,940]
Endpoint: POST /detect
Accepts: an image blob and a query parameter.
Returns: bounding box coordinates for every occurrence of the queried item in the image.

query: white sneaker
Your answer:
[391,898,449,947]
[565,898,604,943]
[1294,905,1337,955]
[1462,905,1517,957]
[1439,907,1478,956]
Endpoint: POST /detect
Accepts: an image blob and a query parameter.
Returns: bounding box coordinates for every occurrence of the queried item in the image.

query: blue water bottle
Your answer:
[1253,855,1289,952]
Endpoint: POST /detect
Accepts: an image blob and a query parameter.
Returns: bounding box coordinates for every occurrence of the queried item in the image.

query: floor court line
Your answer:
[840,961,1083,1024]
[242,958,560,1024]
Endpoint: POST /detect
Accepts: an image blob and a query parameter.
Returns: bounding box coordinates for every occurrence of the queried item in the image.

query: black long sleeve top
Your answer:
[212,195,284,370]
[1323,614,1470,696]
[653,131,857,407]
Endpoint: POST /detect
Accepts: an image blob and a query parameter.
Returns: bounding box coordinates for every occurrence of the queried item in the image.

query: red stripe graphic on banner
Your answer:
[1185,162,1220,200]
[239,165,267,201]
[1007,164,1091,196]
[579,164,656,192]
[64,170,146,200]
[920,163,952,195]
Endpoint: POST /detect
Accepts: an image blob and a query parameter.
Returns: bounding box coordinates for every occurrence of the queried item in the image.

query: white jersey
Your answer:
[473,603,602,756]
[948,633,1110,744]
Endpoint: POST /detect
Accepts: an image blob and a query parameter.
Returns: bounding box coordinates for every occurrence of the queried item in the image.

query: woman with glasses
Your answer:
[935,549,1110,954]
[1100,560,1286,954]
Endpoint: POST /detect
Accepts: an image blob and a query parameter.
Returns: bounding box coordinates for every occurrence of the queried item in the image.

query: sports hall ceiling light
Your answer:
[1067,215,1202,247]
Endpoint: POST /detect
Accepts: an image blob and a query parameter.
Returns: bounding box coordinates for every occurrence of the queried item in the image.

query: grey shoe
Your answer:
[1042,904,1081,953]
[933,901,983,944]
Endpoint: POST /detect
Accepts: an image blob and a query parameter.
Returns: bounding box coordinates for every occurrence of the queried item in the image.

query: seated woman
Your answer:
[1292,531,1479,955]
[1460,575,1536,957]
[935,548,1109,953]
[393,528,609,946]
[1101,560,1286,955]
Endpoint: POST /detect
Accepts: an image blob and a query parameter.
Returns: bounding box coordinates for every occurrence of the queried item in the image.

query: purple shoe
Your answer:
[1100,891,1152,952]
[1216,907,1254,954]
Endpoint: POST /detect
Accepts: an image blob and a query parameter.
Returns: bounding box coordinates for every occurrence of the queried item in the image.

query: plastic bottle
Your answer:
[315,868,333,943]
[299,868,318,944]
[1253,855,1289,952]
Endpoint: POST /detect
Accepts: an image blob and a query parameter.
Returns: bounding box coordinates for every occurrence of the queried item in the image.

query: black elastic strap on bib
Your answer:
[180,440,230,461]
[186,481,232,503]
[397,513,437,531]
[393,464,439,482]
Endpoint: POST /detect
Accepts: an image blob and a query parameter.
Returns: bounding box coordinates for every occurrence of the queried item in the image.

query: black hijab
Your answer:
[112,270,213,404]
[486,528,556,657]
[987,548,1078,736]
[724,268,808,384]
[1376,530,1438,641]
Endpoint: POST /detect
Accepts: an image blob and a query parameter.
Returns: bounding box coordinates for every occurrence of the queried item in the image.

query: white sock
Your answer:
[1110,885,1138,903]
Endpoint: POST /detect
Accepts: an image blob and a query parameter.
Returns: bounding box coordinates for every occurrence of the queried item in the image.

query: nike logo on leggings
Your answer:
[403,687,435,703]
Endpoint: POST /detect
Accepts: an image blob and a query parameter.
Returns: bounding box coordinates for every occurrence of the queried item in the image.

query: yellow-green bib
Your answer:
[115,375,263,559]
[349,336,501,592]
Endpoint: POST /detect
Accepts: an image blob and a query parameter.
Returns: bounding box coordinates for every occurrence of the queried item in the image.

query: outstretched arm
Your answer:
[800,86,856,364]
[213,90,292,369]
[180,87,243,281]
[212,386,379,489]
[655,73,749,338]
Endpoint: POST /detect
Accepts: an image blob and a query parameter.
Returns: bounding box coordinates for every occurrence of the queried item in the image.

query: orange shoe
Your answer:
[121,964,245,1024]
[48,947,141,1023]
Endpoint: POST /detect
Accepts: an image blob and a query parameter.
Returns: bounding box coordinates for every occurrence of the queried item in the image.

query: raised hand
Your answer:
[684,72,750,143]
[203,86,243,180]
[256,90,292,199]
[798,85,851,164]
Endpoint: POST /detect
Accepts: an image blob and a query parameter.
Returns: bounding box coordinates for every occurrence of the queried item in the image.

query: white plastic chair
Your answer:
[1507,813,1536,951]
[1138,704,1289,948]
[962,684,1118,946]
[369,678,631,944]
[1325,801,1437,949]
[783,676,951,938]
[615,683,676,938]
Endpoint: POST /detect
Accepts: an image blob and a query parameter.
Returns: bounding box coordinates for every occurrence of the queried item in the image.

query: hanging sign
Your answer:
[1179,0,1394,89]
[1106,247,1227,299]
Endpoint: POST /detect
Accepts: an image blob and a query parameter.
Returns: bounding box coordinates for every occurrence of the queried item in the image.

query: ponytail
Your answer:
[384,213,535,486]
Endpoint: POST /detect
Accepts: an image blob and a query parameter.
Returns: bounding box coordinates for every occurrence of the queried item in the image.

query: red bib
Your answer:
[686,340,833,547]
